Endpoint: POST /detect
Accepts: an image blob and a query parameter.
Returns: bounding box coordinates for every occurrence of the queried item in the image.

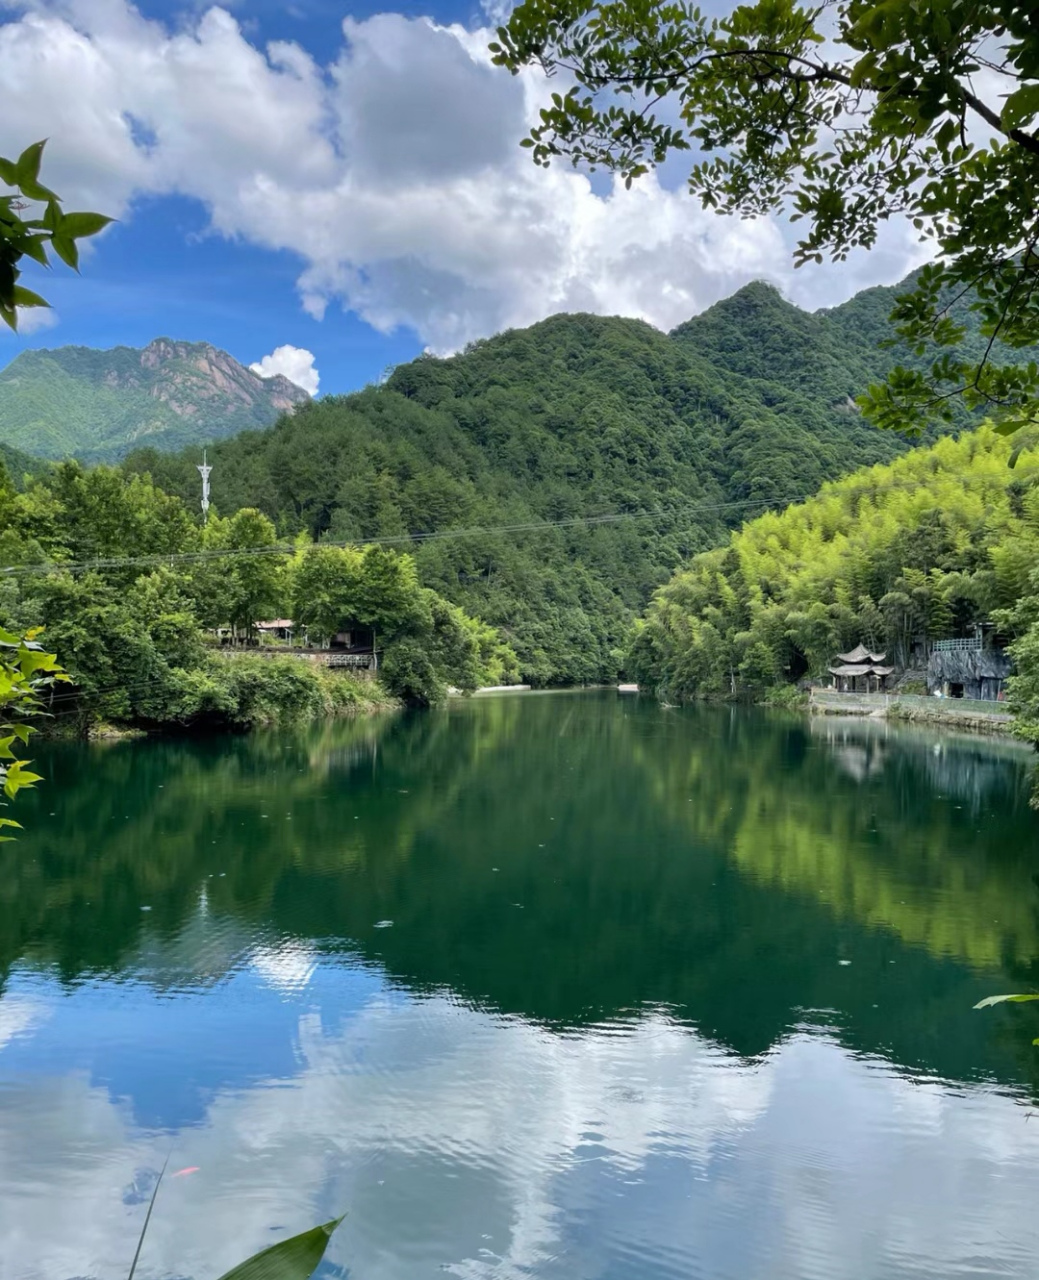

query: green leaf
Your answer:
[18,648,61,678]
[12,141,57,202]
[11,286,49,309]
[0,304,17,333]
[61,211,114,239]
[974,993,1039,1009]
[14,141,45,189]
[993,419,1026,437]
[50,233,78,271]
[213,1217,345,1280]
[1002,85,1039,132]
[0,157,16,187]
[20,234,50,267]
[19,177,59,204]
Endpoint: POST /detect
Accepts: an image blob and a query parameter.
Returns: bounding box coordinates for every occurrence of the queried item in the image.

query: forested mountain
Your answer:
[0,440,41,485]
[629,428,1039,727]
[122,285,928,683]
[671,280,890,407]
[0,339,309,461]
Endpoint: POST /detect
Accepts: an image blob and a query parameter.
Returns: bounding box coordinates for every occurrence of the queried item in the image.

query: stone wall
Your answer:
[926,648,1012,699]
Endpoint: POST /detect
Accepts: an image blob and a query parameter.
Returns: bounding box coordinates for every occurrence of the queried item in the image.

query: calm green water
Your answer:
[3,693,1039,1280]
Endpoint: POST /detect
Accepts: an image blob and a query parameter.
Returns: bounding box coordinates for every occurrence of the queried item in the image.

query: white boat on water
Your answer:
[617,683,639,693]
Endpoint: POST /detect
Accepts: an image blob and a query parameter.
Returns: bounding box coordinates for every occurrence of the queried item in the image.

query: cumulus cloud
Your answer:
[0,307,59,338]
[0,1,927,353]
[250,344,319,396]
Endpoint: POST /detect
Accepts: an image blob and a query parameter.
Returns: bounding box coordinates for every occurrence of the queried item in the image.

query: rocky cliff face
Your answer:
[0,338,312,461]
[118,339,309,416]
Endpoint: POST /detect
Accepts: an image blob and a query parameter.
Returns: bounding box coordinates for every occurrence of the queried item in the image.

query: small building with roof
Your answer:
[927,635,1011,700]
[256,619,296,643]
[828,643,895,693]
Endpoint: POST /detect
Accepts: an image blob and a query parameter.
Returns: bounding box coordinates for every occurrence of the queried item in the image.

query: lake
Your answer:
[3,692,1039,1280]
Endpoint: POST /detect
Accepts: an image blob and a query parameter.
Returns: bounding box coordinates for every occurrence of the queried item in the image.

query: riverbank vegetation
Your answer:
[0,459,516,732]
[629,428,1039,744]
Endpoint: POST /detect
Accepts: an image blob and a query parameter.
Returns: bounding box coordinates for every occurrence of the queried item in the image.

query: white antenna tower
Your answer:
[197,449,212,524]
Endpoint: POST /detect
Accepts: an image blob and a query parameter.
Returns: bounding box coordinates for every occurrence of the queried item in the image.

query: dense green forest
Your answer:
[2,276,1028,703]
[0,460,517,729]
[119,282,939,684]
[0,439,39,484]
[629,427,1039,738]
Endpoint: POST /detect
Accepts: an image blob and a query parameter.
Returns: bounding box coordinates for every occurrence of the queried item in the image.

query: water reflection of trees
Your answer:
[638,712,1039,973]
[4,695,1039,1090]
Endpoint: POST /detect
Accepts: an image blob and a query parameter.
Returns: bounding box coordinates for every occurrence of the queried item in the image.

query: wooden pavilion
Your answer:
[828,643,895,693]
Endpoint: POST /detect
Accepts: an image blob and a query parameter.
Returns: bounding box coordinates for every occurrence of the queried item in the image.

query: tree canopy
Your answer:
[0,139,113,822]
[0,460,517,722]
[629,426,1039,739]
[491,0,1039,434]
[123,296,926,684]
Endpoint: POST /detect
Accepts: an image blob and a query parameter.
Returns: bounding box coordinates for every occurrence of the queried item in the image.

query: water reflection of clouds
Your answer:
[2,984,1038,1280]
[0,994,49,1052]
[251,942,319,994]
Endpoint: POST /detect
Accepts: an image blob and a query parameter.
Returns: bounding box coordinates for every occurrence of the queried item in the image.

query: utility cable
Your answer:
[0,467,1025,579]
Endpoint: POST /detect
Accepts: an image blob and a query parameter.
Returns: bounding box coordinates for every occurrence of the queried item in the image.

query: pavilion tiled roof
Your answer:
[835,643,887,664]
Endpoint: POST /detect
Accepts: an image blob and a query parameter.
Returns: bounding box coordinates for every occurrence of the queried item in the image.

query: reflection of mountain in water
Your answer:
[5,696,1039,1093]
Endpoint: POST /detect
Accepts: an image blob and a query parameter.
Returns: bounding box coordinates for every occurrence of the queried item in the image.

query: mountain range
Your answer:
[0,274,986,681]
[0,338,310,462]
[117,277,944,682]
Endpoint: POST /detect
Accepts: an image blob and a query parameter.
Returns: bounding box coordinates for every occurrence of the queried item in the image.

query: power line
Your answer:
[0,467,1024,580]
[0,496,775,578]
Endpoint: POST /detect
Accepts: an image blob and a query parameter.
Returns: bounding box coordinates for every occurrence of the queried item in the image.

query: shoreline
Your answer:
[42,679,400,743]
[807,689,1016,737]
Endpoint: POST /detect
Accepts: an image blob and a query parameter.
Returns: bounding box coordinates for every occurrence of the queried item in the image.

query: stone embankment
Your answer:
[809,689,1015,736]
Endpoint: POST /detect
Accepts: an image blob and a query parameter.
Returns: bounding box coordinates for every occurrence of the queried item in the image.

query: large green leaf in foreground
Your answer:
[974,994,1039,1009]
[975,993,1039,1047]
[213,1217,344,1280]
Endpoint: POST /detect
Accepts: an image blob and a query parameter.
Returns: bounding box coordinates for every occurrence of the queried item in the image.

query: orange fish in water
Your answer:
[172,1167,200,1177]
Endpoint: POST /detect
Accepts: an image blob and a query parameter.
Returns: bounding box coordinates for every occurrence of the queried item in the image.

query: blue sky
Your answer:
[0,0,924,397]
[27,192,423,395]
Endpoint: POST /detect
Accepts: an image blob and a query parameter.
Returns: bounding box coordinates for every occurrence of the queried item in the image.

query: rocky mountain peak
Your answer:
[0,337,313,460]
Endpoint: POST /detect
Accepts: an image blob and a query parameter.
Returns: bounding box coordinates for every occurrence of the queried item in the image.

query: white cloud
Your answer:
[250,344,319,396]
[0,2,928,354]
[0,307,59,338]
